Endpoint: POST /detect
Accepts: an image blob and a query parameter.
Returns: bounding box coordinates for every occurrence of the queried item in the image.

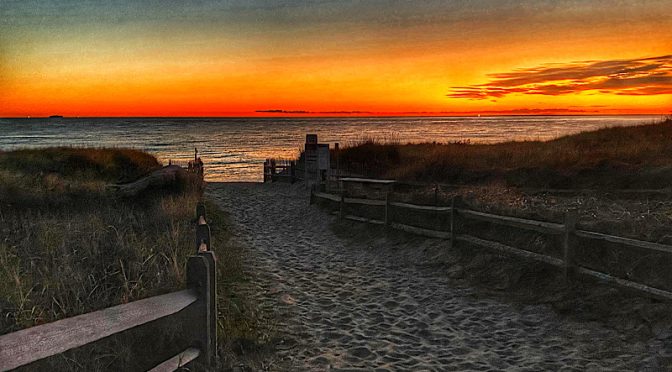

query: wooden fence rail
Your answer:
[0,203,217,371]
[311,189,672,301]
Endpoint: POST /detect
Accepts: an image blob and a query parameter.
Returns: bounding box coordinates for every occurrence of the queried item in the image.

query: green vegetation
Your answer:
[337,118,672,189]
[0,147,263,370]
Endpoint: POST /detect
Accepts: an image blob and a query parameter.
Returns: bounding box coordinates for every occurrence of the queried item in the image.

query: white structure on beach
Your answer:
[304,134,330,189]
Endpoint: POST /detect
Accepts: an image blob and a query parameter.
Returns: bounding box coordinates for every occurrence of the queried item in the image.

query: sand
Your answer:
[207,182,665,371]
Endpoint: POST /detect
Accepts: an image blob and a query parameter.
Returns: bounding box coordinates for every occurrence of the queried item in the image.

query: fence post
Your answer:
[263,160,268,183]
[290,161,296,184]
[384,191,390,226]
[335,143,340,179]
[196,224,211,253]
[434,185,439,231]
[339,192,345,220]
[563,209,578,282]
[196,202,206,222]
[449,196,456,249]
[186,254,216,367]
[270,159,276,182]
[200,251,217,366]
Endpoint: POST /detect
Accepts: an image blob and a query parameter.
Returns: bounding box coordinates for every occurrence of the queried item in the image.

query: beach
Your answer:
[3,0,670,369]
[207,182,666,371]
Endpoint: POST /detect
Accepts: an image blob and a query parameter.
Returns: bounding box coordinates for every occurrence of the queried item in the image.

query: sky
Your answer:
[0,0,671,117]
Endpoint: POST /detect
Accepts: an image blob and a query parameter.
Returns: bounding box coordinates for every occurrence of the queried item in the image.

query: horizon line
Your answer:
[1,113,670,120]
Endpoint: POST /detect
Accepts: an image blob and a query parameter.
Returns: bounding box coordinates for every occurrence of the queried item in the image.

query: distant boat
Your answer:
[49,115,63,118]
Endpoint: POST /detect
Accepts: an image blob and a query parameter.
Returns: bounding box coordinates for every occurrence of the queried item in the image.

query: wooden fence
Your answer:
[311,189,672,301]
[263,158,299,183]
[0,203,217,371]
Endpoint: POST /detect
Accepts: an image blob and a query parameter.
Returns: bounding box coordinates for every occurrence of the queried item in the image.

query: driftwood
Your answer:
[110,165,186,196]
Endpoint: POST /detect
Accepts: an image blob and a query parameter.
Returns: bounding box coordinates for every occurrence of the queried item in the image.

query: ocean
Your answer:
[0,115,664,182]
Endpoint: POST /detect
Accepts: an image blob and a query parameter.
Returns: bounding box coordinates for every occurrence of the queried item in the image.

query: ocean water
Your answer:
[0,116,664,181]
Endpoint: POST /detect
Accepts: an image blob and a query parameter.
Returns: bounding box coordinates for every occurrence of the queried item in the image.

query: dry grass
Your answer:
[0,148,190,332]
[338,118,672,189]
[0,147,263,370]
[0,147,160,182]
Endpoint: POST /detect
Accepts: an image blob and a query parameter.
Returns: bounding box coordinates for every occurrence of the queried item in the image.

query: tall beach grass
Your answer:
[336,118,672,189]
[0,147,266,370]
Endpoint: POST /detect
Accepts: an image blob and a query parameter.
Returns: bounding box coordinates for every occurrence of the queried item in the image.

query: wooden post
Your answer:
[199,251,216,366]
[563,209,578,282]
[309,185,315,205]
[270,159,276,182]
[339,192,345,220]
[263,160,267,182]
[384,191,390,226]
[290,161,296,184]
[186,254,216,367]
[449,196,456,249]
[196,203,206,220]
[434,185,439,231]
[196,224,211,253]
[335,142,340,179]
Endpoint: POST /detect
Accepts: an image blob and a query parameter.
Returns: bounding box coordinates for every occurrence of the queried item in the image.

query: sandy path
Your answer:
[208,182,660,371]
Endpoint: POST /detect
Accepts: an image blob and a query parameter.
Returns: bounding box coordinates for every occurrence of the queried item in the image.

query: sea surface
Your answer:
[0,116,664,181]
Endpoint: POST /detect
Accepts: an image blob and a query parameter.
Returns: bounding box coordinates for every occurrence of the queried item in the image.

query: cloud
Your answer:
[254,108,597,116]
[448,55,672,99]
[255,109,309,114]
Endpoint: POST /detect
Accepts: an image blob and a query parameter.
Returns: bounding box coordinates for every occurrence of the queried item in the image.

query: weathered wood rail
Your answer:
[0,203,217,371]
[311,189,672,301]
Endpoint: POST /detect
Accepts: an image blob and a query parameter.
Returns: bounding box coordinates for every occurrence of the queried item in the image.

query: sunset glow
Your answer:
[1,1,670,117]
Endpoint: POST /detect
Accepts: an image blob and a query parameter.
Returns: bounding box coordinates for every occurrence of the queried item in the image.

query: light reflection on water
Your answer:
[0,116,663,182]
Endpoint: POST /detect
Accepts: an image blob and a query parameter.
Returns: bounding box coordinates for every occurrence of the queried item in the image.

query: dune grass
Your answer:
[0,148,178,332]
[0,147,264,370]
[337,118,672,189]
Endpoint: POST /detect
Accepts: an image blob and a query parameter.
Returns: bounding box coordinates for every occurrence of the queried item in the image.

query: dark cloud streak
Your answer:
[448,55,672,99]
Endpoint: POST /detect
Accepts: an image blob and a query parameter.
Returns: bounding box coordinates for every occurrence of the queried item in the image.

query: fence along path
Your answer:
[311,189,672,302]
[0,203,216,371]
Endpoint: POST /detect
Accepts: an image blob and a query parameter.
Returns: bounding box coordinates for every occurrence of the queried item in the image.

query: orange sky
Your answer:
[1,1,670,117]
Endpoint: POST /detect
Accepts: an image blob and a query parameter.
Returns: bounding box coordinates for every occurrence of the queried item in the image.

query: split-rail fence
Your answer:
[311,189,672,301]
[0,203,217,371]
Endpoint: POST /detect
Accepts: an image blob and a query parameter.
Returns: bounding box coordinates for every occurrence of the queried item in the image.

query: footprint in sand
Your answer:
[279,293,296,305]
